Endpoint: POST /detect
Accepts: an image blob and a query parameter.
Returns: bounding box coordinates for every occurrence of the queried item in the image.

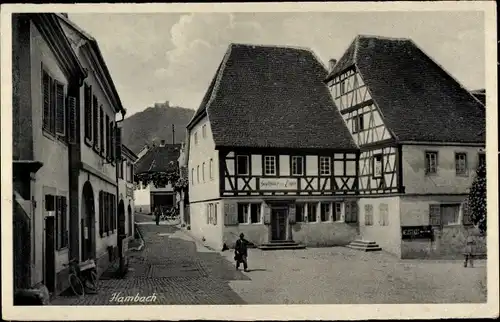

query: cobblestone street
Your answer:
[51,214,247,305]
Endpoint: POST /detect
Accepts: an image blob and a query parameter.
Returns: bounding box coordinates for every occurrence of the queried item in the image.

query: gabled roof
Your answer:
[122,144,138,162]
[326,35,485,144]
[190,43,358,150]
[56,14,126,115]
[134,144,181,174]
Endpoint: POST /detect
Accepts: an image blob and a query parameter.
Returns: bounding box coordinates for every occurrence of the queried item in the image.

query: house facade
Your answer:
[134,141,181,214]
[12,13,87,294]
[118,145,138,242]
[56,15,126,279]
[187,44,360,251]
[324,35,486,258]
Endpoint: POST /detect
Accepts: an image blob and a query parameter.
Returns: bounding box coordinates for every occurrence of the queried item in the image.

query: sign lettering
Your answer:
[401,226,433,240]
[259,178,298,190]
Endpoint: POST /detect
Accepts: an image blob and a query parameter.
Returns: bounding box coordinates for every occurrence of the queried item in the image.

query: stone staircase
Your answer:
[347,240,382,252]
[258,240,306,251]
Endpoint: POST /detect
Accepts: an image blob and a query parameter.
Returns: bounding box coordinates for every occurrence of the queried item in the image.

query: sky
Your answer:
[69,11,485,117]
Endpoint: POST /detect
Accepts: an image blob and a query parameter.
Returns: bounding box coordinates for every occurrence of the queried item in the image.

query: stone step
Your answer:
[258,243,306,251]
[268,240,298,244]
[347,240,382,252]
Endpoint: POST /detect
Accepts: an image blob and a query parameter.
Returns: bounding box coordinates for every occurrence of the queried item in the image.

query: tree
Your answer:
[468,162,486,235]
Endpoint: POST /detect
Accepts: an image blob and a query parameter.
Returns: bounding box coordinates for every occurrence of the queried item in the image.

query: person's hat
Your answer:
[239,233,244,238]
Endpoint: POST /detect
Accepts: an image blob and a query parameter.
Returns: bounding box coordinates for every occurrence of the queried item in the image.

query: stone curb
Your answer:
[177,227,217,253]
[128,223,145,252]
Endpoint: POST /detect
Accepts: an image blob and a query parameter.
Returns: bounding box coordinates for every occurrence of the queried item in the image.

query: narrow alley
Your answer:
[51,214,247,305]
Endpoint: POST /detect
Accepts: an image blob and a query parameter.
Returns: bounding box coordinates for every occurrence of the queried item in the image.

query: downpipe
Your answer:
[116,109,126,277]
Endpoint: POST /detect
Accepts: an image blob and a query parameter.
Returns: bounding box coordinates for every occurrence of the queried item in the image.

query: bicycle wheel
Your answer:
[85,269,98,292]
[68,273,85,296]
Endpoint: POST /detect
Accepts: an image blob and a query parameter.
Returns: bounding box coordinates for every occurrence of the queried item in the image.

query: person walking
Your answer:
[234,233,249,272]
[154,207,160,226]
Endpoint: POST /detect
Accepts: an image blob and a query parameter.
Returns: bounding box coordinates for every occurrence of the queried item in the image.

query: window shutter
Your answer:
[224,204,230,225]
[99,191,104,237]
[49,78,56,134]
[206,204,210,224]
[115,125,122,161]
[345,202,352,222]
[462,198,473,226]
[42,70,51,131]
[84,84,92,141]
[223,202,238,226]
[214,204,218,225]
[100,107,105,155]
[62,196,68,247]
[263,203,271,225]
[429,204,441,227]
[93,96,99,149]
[55,196,61,249]
[289,204,296,224]
[351,201,358,223]
[67,96,77,144]
[55,81,65,136]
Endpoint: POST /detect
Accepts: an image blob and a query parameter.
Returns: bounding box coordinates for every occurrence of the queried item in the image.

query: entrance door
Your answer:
[82,182,95,261]
[271,208,288,241]
[44,216,56,293]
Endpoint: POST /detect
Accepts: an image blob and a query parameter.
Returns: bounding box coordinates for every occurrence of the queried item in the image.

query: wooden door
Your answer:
[44,216,56,293]
[271,208,287,241]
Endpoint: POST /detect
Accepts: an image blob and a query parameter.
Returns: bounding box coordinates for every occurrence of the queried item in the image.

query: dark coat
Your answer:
[235,238,248,257]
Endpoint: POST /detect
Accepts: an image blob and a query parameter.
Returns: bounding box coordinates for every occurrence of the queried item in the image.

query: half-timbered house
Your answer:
[186,44,360,251]
[324,35,486,258]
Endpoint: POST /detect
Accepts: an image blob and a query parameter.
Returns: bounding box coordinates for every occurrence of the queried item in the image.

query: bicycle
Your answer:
[64,258,99,296]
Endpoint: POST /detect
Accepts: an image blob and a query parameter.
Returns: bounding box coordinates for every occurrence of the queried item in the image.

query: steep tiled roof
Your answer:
[470,89,486,106]
[327,35,485,144]
[134,144,181,174]
[190,44,357,150]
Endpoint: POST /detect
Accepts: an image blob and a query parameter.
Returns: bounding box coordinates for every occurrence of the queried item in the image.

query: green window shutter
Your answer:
[429,204,441,227]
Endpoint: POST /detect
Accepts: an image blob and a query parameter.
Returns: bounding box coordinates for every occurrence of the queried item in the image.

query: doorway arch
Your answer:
[81,181,95,261]
[127,204,133,237]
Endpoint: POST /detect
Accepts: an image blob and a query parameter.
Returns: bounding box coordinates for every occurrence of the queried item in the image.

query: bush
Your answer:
[468,162,487,235]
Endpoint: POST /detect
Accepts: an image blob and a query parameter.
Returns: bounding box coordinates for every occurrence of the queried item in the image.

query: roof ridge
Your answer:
[229,42,314,53]
[356,34,412,42]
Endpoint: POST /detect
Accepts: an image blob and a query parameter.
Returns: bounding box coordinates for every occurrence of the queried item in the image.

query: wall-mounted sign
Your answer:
[260,178,298,190]
[126,186,134,199]
[401,226,433,240]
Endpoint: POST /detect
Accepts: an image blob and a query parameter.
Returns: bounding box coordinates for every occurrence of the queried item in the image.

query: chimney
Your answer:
[160,140,166,147]
[328,59,337,73]
[60,13,69,18]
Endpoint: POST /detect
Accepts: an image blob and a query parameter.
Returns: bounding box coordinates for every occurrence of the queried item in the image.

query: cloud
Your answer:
[155,13,264,102]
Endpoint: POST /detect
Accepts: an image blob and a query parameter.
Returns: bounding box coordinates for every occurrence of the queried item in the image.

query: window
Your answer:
[92,96,99,151]
[202,162,206,182]
[250,204,261,223]
[129,163,134,183]
[237,203,261,224]
[207,203,217,225]
[264,156,276,175]
[202,124,207,138]
[307,203,317,222]
[238,204,249,224]
[455,153,468,176]
[425,151,438,174]
[333,202,343,222]
[236,155,249,175]
[345,201,358,223]
[379,203,389,226]
[373,154,383,178]
[478,153,486,168]
[42,69,65,138]
[291,156,304,176]
[339,80,346,95]
[319,157,331,176]
[45,194,68,250]
[84,84,92,142]
[194,132,198,145]
[191,168,195,185]
[109,121,115,161]
[99,191,116,236]
[209,159,213,180]
[197,166,200,183]
[320,202,330,222]
[296,203,305,222]
[352,115,364,133]
[119,160,124,179]
[364,204,374,226]
[441,204,460,226]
